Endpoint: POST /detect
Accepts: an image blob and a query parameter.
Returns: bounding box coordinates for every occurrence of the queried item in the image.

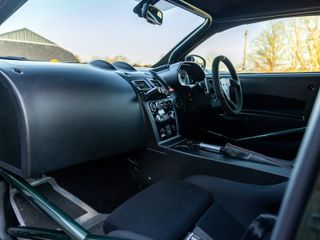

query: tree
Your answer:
[304,17,320,71]
[285,18,307,71]
[248,21,287,72]
[104,55,130,63]
[247,16,320,73]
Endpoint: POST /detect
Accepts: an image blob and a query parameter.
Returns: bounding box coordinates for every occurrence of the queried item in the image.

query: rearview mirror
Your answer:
[134,1,163,26]
[144,4,163,25]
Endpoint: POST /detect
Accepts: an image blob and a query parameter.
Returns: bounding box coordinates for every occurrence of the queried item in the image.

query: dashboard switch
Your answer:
[150,102,157,112]
[149,99,178,141]
[144,87,169,101]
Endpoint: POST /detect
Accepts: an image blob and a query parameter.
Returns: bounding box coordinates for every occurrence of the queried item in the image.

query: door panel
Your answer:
[240,72,320,120]
[233,73,319,159]
[198,72,320,159]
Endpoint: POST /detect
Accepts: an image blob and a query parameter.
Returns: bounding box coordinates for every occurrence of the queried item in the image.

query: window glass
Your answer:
[0,0,203,66]
[192,16,320,73]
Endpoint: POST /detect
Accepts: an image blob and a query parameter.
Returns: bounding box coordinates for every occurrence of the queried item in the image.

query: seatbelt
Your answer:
[185,215,276,240]
[241,214,277,240]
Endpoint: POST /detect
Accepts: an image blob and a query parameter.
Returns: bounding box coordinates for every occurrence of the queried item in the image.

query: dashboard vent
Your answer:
[132,80,151,91]
[151,79,162,87]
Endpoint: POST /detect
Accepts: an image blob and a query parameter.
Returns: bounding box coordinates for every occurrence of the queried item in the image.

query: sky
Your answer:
[191,22,268,67]
[0,0,203,64]
[0,0,267,65]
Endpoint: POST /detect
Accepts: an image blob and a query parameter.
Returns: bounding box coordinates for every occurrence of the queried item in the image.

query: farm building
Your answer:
[0,28,78,62]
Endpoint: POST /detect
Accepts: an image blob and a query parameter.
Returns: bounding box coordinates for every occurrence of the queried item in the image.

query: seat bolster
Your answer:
[185,175,286,227]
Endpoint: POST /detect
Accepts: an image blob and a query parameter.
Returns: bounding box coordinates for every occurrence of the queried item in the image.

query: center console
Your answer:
[124,70,179,142]
[121,69,291,188]
[148,99,178,141]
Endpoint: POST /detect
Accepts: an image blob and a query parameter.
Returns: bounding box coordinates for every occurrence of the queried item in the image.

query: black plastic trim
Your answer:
[0,60,147,177]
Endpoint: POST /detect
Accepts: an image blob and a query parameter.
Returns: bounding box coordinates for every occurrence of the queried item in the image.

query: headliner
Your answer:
[183,0,320,23]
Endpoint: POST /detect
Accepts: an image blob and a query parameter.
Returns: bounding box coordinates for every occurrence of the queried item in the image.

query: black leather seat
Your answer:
[104,176,286,240]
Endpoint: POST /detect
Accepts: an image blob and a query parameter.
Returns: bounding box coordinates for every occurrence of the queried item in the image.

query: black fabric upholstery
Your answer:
[186,175,287,228]
[104,176,285,240]
[106,230,153,240]
[103,179,212,240]
[196,203,246,240]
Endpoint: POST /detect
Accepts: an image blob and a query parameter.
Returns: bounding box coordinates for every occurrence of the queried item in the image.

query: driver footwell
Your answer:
[10,177,107,235]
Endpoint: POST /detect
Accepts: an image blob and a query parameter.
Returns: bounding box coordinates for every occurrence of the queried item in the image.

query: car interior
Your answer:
[0,0,320,240]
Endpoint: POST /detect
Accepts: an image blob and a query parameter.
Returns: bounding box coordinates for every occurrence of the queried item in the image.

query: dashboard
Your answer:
[0,60,148,177]
[0,58,208,178]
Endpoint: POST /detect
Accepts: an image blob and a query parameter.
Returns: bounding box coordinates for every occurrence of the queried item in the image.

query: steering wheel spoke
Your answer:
[228,98,238,110]
[230,78,240,89]
[222,89,230,101]
[222,90,237,110]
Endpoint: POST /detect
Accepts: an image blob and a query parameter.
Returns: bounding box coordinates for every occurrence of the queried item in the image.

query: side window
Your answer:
[191,16,320,73]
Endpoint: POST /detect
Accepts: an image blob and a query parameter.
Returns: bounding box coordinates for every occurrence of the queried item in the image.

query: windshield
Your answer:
[0,0,203,66]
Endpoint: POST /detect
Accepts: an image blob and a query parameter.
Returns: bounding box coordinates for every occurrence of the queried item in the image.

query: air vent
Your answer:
[132,80,151,91]
[151,79,162,87]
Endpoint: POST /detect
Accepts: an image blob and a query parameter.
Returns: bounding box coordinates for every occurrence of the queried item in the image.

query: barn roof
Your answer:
[0,28,79,62]
[0,28,55,45]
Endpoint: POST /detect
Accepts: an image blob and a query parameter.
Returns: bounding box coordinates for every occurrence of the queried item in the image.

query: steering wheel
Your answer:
[211,55,243,114]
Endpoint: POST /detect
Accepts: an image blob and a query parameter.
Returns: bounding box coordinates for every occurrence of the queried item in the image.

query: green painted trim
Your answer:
[8,227,122,240]
[0,168,88,240]
[8,227,71,240]
[0,168,121,240]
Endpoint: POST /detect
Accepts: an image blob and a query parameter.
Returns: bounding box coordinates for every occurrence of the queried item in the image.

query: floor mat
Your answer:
[10,177,107,232]
[51,157,143,213]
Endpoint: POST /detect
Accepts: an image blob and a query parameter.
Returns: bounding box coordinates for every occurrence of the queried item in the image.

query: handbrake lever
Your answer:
[195,142,293,168]
[198,142,222,153]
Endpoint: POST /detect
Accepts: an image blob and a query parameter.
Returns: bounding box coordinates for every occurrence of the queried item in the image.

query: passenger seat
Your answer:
[103,177,284,240]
